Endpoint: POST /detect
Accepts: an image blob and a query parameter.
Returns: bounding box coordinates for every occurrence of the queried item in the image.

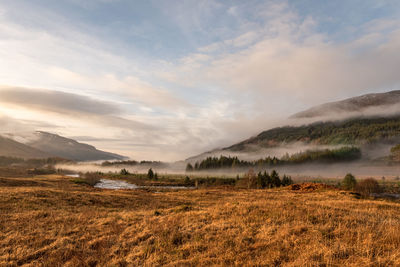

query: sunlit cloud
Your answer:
[0,0,399,160]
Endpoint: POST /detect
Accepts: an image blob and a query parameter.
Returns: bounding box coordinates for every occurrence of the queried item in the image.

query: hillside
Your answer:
[226,116,400,152]
[291,90,400,119]
[1,131,126,161]
[26,132,126,162]
[224,90,400,154]
[0,136,50,159]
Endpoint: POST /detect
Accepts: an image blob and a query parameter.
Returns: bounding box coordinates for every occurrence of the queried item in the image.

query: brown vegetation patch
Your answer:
[1,175,400,266]
[288,182,336,192]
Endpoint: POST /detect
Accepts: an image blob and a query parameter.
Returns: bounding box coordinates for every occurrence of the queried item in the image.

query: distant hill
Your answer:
[291,90,400,119]
[26,132,126,162]
[0,136,50,159]
[1,131,126,161]
[189,90,400,163]
[226,116,400,152]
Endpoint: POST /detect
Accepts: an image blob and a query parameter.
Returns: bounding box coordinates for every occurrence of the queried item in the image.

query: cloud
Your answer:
[0,115,34,133]
[162,12,400,115]
[0,86,155,132]
[0,86,120,115]
[0,1,400,161]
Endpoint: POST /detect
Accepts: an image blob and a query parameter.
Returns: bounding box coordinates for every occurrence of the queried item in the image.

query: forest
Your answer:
[228,116,400,151]
[187,146,361,171]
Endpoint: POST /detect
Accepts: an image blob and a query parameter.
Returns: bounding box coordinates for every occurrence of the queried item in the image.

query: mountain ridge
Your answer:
[188,90,400,162]
[1,131,126,161]
[291,90,400,119]
[0,135,51,159]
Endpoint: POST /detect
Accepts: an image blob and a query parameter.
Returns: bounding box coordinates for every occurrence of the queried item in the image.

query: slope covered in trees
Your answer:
[227,116,400,152]
[187,146,361,171]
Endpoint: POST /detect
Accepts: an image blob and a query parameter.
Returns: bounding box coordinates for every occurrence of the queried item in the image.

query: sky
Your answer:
[0,0,400,161]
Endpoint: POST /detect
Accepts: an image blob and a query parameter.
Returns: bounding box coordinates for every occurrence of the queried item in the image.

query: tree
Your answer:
[257,171,266,188]
[270,170,281,187]
[120,168,130,175]
[245,169,256,189]
[186,163,194,172]
[264,171,272,188]
[281,175,293,186]
[185,176,191,184]
[147,168,154,179]
[343,173,357,190]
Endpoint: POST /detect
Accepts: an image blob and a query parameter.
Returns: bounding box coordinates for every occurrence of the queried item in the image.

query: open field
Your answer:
[1,174,400,266]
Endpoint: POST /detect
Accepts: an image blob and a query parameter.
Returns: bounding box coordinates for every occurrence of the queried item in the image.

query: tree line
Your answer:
[186,146,361,171]
[237,169,293,189]
[229,116,400,151]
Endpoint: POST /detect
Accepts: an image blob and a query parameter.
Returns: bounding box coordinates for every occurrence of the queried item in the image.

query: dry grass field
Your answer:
[1,174,400,266]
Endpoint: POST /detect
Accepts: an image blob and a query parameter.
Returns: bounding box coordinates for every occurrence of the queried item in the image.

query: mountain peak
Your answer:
[291,90,400,119]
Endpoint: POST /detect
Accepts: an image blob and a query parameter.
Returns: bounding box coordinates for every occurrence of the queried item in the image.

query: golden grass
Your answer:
[1,175,400,266]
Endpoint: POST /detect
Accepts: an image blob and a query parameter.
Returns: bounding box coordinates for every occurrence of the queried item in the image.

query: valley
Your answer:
[1,172,400,266]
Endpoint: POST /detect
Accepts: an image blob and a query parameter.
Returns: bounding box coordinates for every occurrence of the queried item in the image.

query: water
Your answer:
[371,193,400,199]
[94,179,194,190]
[65,174,80,178]
[94,179,139,189]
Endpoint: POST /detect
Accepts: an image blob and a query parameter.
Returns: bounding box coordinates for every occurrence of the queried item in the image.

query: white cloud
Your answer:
[1,1,400,161]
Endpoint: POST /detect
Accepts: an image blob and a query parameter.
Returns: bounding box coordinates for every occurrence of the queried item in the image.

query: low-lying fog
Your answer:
[187,143,351,163]
[57,161,400,180]
[56,139,400,179]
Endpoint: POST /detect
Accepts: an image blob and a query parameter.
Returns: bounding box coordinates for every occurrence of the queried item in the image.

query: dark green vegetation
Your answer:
[339,174,386,198]
[342,173,357,190]
[227,116,400,151]
[188,146,361,171]
[237,169,293,189]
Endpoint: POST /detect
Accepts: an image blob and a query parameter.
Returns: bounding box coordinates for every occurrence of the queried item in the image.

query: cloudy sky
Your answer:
[0,0,400,161]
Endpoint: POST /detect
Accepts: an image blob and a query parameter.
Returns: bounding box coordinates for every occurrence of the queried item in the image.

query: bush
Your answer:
[120,168,130,175]
[342,173,357,190]
[72,172,102,186]
[355,178,381,197]
[27,167,56,175]
[184,176,191,184]
[246,169,257,189]
[186,163,194,172]
[147,168,154,179]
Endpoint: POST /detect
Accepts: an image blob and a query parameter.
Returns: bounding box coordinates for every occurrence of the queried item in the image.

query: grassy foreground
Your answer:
[1,175,400,266]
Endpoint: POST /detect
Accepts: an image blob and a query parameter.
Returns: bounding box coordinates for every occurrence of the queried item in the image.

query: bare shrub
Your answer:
[72,172,103,186]
[355,178,381,197]
[246,169,257,189]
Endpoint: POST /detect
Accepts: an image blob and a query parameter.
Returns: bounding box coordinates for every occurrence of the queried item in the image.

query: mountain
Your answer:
[189,90,400,162]
[1,131,126,161]
[226,116,400,152]
[0,135,50,159]
[26,132,126,162]
[291,90,400,119]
